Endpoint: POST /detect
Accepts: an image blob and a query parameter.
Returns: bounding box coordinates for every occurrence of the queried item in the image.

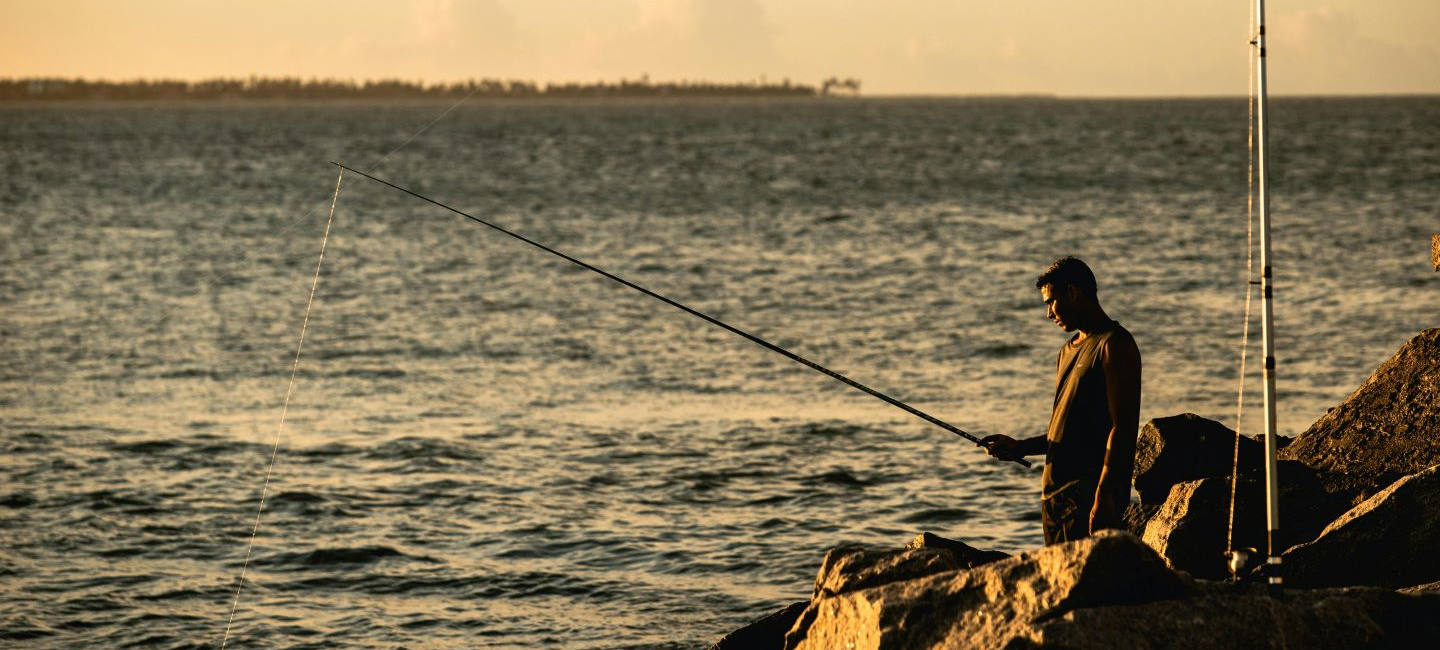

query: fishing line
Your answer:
[331,161,1030,468]
[1227,13,1262,561]
[221,169,344,648]
[82,84,492,394]
[218,88,488,646]
[192,87,486,298]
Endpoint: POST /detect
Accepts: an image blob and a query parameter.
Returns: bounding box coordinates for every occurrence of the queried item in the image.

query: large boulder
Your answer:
[780,531,1440,649]
[1140,468,1337,580]
[1121,501,1162,537]
[1142,478,1251,580]
[1031,584,1440,649]
[784,531,1195,649]
[705,533,1007,650]
[1402,580,1440,596]
[804,533,1009,602]
[1284,465,1440,589]
[809,543,962,600]
[1279,329,1440,499]
[1132,413,1279,505]
[904,532,1011,568]
[708,601,808,650]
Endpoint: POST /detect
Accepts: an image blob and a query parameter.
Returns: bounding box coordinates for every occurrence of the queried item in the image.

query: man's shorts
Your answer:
[1041,479,1092,545]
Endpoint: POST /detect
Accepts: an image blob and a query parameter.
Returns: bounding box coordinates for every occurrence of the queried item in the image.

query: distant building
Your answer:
[820,77,861,97]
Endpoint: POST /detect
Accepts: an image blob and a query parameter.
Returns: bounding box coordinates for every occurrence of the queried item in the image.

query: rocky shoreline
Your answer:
[710,328,1440,649]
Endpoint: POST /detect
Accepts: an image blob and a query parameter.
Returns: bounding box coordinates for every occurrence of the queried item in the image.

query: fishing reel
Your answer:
[1224,546,1260,582]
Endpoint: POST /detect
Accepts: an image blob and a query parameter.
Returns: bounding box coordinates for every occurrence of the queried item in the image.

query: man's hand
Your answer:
[979,434,1023,462]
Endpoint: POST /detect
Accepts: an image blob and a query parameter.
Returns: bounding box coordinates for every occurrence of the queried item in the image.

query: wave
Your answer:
[365,437,485,462]
[157,368,228,380]
[0,617,55,641]
[311,347,407,360]
[253,545,441,569]
[803,469,872,487]
[269,491,327,505]
[1,492,38,508]
[782,421,875,438]
[973,343,1032,358]
[108,439,184,454]
[84,490,157,510]
[295,442,361,458]
[335,368,407,379]
[900,507,974,524]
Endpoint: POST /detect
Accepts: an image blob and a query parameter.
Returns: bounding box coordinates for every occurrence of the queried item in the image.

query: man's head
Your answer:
[1036,257,1099,332]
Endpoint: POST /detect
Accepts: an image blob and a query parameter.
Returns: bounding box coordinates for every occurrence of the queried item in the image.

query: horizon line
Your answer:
[1,75,1435,102]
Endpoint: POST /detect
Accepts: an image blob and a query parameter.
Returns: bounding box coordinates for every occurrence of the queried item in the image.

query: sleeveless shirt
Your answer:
[1041,321,1134,498]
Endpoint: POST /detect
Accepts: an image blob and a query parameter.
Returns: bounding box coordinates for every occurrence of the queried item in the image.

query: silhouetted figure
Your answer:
[981,257,1142,544]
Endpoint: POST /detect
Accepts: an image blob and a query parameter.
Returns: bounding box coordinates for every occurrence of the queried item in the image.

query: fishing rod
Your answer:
[331,161,1031,469]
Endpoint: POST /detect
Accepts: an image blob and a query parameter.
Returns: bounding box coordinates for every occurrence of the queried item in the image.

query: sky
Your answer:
[2,0,1437,96]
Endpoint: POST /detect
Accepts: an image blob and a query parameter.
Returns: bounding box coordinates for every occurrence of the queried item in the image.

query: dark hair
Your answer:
[1035,256,1097,298]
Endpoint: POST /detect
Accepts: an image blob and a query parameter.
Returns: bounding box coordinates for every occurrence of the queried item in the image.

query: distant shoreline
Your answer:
[0,76,867,102]
[3,78,1430,104]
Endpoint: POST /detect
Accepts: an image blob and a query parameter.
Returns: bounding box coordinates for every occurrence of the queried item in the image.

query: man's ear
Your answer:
[1064,284,1085,303]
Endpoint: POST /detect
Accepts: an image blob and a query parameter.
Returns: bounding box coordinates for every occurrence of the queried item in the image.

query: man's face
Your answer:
[1040,283,1078,332]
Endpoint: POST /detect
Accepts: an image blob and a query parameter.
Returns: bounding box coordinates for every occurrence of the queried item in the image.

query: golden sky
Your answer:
[2,0,1437,95]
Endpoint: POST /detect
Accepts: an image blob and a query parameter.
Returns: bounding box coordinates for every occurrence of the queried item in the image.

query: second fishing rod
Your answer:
[332,162,1031,469]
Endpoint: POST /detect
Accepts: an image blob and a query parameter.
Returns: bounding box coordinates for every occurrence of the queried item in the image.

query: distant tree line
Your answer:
[0,76,864,101]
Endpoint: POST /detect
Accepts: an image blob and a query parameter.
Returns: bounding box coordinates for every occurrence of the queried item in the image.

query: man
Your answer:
[981,257,1142,544]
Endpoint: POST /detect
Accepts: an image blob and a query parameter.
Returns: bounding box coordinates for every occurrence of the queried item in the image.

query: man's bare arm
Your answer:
[979,434,1047,460]
[1017,435,1048,456]
[1091,331,1142,531]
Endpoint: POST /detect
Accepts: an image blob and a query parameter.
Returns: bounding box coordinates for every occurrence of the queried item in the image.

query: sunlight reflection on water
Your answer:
[2,96,1437,647]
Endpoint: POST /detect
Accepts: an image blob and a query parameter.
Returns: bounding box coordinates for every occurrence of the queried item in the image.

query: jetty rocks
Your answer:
[1278,328,1440,499]
[710,329,1440,649]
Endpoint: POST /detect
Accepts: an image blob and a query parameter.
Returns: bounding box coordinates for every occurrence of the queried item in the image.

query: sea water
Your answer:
[2,97,1438,648]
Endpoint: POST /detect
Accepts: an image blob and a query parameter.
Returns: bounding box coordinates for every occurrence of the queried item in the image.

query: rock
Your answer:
[808,544,962,600]
[1279,329,1440,499]
[1401,580,1440,595]
[1284,465,1440,589]
[1032,584,1440,649]
[1132,413,1281,505]
[708,601,808,650]
[1142,478,1243,580]
[1140,466,1341,580]
[785,531,1195,650]
[784,534,1009,646]
[1122,501,1161,536]
[779,532,1440,649]
[905,532,1010,568]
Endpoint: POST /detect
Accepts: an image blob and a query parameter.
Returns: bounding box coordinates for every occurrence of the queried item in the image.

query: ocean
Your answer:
[2,96,1437,648]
